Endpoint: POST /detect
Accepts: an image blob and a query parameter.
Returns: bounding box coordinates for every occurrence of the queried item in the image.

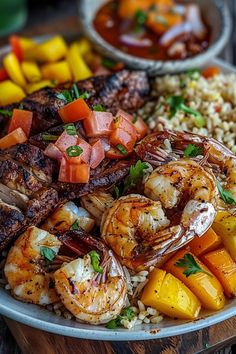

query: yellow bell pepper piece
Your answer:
[67,43,92,81]
[26,80,55,94]
[33,36,68,63]
[163,250,225,310]
[3,53,26,87]
[0,80,25,105]
[213,211,236,262]
[41,61,72,84]
[141,268,201,320]
[21,61,41,83]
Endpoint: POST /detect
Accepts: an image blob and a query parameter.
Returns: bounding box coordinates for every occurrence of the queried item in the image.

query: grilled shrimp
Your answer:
[80,191,114,226]
[54,229,127,324]
[101,194,215,271]
[4,226,62,305]
[42,201,95,234]
[136,130,236,201]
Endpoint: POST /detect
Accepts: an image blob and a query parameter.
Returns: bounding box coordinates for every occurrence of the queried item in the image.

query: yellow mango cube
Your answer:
[3,53,26,87]
[26,80,55,94]
[213,211,236,262]
[0,80,25,105]
[141,268,201,320]
[32,36,68,62]
[41,60,72,84]
[21,61,41,83]
[74,39,92,57]
[67,43,92,81]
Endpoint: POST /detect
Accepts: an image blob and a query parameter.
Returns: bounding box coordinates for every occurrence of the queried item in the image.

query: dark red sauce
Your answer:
[93,1,211,61]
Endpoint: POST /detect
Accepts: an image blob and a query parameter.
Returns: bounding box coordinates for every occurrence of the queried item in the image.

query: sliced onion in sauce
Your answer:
[186,4,207,39]
[159,22,193,46]
[120,34,152,47]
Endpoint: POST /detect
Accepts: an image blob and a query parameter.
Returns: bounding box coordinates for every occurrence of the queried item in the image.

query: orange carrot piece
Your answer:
[188,228,222,257]
[202,66,221,78]
[202,248,236,298]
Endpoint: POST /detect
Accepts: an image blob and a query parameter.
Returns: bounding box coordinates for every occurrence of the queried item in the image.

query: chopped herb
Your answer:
[175,253,212,278]
[155,15,168,27]
[42,134,59,141]
[123,160,149,194]
[216,180,236,205]
[134,9,148,32]
[56,90,73,103]
[77,91,90,99]
[40,246,56,262]
[194,115,206,128]
[184,144,203,157]
[167,96,203,123]
[66,145,83,157]
[0,109,12,117]
[18,103,24,110]
[187,68,200,80]
[132,114,138,124]
[56,87,89,103]
[106,307,135,329]
[93,104,106,112]
[71,219,80,230]
[63,123,77,136]
[102,57,117,69]
[179,79,186,89]
[116,144,128,155]
[72,83,80,99]
[114,185,121,199]
[89,250,103,274]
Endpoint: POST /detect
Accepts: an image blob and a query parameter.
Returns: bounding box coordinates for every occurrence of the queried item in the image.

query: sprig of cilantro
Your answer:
[183,144,203,157]
[175,253,212,278]
[0,109,12,118]
[123,160,149,194]
[106,307,135,329]
[216,180,236,205]
[56,84,90,103]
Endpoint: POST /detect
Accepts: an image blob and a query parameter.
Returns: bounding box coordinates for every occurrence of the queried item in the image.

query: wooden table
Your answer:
[1,0,236,353]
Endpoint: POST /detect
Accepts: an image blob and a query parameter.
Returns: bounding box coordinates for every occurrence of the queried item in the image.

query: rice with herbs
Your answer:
[140,71,236,153]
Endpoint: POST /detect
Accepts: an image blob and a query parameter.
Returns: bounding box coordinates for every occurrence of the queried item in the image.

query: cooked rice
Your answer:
[140,72,236,153]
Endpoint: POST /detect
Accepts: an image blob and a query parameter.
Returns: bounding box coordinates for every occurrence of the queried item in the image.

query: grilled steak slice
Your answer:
[0,70,150,136]
[29,121,86,150]
[0,201,25,251]
[1,144,56,183]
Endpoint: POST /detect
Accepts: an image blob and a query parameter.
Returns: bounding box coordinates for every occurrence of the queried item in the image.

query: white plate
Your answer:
[0,58,236,341]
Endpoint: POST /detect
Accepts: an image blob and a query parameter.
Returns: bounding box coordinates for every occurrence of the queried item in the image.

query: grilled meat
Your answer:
[0,70,150,137]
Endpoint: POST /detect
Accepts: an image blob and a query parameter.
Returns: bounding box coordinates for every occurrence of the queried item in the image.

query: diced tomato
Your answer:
[8,109,33,137]
[9,35,23,61]
[110,128,136,152]
[83,111,113,137]
[202,66,221,78]
[113,114,137,141]
[44,143,63,161]
[89,136,111,152]
[77,137,92,164]
[106,147,131,159]
[58,98,91,123]
[59,157,90,183]
[0,68,8,81]
[55,131,78,152]
[90,139,105,169]
[133,117,148,140]
[116,109,133,122]
[0,127,27,149]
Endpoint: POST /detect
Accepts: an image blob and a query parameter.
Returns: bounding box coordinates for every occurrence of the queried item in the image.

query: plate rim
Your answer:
[0,57,236,341]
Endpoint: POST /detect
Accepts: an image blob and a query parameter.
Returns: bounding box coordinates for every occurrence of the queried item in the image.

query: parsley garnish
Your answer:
[116,144,128,155]
[40,246,56,262]
[89,250,103,274]
[0,109,12,117]
[123,160,148,194]
[175,253,212,278]
[106,307,135,329]
[187,68,200,80]
[56,86,89,103]
[42,134,59,141]
[216,180,236,205]
[93,104,106,112]
[71,219,80,230]
[134,9,148,32]
[56,90,73,103]
[66,145,83,157]
[184,144,203,157]
[63,123,77,136]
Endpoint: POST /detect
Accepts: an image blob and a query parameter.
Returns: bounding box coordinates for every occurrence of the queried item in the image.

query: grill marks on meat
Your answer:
[0,70,150,136]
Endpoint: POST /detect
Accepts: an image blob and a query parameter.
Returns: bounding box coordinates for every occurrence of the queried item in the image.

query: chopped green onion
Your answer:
[40,246,56,262]
[184,144,203,157]
[56,90,73,103]
[66,145,83,157]
[89,250,103,274]
[63,123,77,136]
[93,104,106,112]
[116,144,128,155]
[72,83,80,99]
[0,109,12,117]
[42,134,59,141]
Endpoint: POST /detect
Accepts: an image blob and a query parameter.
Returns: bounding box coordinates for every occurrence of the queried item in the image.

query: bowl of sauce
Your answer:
[78,0,231,75]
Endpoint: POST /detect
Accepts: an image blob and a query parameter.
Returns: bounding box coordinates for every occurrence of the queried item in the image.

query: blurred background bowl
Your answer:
[78,0,231,75]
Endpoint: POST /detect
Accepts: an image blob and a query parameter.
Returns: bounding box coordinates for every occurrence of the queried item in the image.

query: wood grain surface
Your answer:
[0,0,236,353]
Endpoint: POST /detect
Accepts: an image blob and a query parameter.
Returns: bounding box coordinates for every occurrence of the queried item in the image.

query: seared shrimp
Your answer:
[136,130,236,200]
[101,194,215,271]
[80,191,114,226]
[54,229,127,324]
[4,226,61,305]
[42,201,95,234]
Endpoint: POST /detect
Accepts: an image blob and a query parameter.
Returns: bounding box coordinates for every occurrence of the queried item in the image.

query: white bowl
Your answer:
[78,0,231,75]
